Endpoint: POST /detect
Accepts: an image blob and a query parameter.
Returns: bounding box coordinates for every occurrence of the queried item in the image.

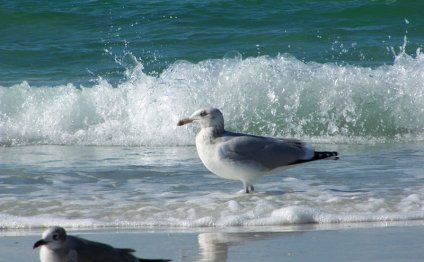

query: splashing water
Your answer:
[1,50,423,146]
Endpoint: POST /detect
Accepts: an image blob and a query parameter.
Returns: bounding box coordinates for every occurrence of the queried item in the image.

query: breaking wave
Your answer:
[1,50,423,146]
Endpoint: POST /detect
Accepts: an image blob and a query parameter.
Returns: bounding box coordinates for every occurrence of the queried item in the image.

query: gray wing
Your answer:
[68,236,139,262]
[218,133,313,170]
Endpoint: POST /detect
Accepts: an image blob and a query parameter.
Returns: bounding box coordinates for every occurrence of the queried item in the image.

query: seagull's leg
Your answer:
[249,185,255,192]
[243,181,251,193]
[243,182,254,193]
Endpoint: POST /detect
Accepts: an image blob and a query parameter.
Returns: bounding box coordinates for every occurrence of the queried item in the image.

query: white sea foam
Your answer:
[1,201,423,229]
[1,170,424,230]
[1,51,424,146]
[0,213,97,230]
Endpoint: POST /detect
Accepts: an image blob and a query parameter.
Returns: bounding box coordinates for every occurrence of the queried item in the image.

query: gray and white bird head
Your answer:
[33,226,67,251]
[177,107,225,131]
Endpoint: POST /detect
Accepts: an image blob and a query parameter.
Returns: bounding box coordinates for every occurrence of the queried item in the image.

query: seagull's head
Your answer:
[33,226,67,250]
[178,107,224,130]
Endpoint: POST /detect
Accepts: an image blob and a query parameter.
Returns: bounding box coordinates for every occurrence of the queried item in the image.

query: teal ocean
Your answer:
[1,1,424,86]
[0,1,424,230]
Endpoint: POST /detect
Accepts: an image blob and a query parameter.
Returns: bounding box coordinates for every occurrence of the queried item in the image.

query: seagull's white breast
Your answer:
[195,129,264,184]
[40,246,77,262]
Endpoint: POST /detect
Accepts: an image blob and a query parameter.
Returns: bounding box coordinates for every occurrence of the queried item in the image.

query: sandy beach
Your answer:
[1,223,423,262]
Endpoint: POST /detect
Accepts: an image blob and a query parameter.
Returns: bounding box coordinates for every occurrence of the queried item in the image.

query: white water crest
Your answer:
[1,51,424,146]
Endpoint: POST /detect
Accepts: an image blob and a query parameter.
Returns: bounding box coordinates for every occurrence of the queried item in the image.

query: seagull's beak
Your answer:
[33,239,47,249]
[177,118,194,126]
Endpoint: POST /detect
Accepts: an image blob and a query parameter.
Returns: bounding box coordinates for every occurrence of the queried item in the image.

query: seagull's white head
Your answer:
[33,226,67,251]
[178,107,224,131]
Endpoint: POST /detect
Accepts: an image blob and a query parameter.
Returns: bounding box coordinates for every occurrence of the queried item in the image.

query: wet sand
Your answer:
[1,223,424,262]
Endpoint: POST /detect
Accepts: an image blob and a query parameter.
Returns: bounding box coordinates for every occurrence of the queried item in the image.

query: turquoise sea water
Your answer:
[1,1,424,86]
[0,1,424,230]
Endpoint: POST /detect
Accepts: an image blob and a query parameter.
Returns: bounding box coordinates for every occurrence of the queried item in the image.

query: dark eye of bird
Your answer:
[200,111,207,117]
[53,234,59,240]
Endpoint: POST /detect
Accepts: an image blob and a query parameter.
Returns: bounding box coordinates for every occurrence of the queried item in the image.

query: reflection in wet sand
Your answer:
[197,232,301,262]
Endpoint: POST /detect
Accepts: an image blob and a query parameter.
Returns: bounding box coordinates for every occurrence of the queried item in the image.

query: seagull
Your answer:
[33,226,171,262]
[178,108,339,193]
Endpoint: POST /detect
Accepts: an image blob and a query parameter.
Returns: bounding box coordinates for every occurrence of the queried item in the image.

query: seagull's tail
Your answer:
[312,151,339,160]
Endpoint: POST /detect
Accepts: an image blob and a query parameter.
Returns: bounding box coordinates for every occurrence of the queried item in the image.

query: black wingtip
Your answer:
[138,259,172,262]
[314,151,339,160]
[288,151,339,166]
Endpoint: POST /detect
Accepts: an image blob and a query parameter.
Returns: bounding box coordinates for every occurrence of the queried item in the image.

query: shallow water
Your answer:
[0,143,423,229]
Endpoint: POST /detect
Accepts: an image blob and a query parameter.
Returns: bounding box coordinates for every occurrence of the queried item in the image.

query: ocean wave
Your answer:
[1,51,423,146]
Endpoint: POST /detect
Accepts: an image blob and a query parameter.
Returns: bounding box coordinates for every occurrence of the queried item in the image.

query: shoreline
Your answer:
[1,218,423,235]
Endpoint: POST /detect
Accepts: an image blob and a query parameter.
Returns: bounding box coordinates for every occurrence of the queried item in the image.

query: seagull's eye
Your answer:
[200,111,207,117]
[52,234,60,241]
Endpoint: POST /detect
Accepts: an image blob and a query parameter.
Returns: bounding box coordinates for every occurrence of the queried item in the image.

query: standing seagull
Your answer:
[33,226,171,262]
[178,108,339,193]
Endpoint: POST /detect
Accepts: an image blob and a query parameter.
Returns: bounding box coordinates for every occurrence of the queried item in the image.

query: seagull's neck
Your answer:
[197,126,224,144]
[40,245,69,262]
